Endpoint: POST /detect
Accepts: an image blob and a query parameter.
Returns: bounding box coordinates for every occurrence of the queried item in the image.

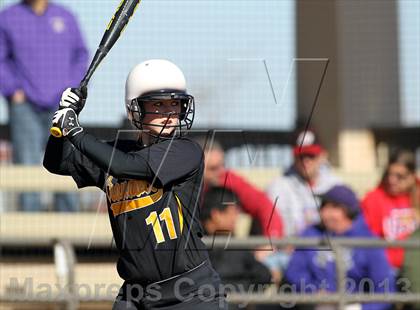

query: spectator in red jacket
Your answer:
[362,149,420,270]
[197,138,283,238]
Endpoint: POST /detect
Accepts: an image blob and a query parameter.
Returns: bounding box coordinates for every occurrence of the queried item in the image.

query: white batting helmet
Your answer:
[125,59,195,132]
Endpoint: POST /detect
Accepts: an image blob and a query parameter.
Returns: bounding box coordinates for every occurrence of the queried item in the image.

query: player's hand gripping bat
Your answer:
[50,0,141,138]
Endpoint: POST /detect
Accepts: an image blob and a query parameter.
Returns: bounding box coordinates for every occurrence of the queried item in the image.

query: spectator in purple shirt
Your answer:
[285,185,395,310]
[0,0,88,211]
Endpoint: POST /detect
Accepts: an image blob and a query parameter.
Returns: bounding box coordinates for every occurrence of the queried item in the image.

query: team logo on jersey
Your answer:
[313,248,354,272]
[383,208,417,240]
[106,177,163,216]
[50,17,66,33]
[313,251,334,268]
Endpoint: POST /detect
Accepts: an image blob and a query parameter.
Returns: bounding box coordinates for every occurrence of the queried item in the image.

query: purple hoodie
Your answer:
[285,216,395,310]
[0,2,88,109]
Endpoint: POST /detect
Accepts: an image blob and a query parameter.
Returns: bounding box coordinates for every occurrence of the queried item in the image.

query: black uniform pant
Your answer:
[113,260,227,310]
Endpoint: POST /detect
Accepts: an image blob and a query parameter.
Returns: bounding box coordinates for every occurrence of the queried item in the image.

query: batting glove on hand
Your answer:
[59,86,87,115]
[52,108,83,137]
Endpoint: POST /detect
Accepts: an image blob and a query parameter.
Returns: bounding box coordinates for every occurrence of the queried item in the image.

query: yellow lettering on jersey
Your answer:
[107,178,163,217]
[108,180,151,203]
[159,207,177,240]
[111,189,163,217]
[145,211,165,243]
[146,207,178,243]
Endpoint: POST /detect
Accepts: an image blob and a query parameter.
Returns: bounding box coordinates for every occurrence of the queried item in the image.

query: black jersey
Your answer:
[43,133,209,283]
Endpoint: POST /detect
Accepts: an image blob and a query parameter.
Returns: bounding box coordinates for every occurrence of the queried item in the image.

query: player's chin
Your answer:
[156,126,177,137]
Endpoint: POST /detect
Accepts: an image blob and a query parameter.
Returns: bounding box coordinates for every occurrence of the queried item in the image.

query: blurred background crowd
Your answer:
[0,0,419,309]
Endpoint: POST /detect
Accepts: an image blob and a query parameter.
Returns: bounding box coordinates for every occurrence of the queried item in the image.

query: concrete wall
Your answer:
[296,0,400,170]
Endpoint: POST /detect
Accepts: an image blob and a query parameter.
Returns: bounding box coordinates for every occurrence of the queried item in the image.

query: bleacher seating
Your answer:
[0,165,392,308]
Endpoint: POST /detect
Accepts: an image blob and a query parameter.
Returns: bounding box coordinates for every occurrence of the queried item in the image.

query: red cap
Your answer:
[293,130,324,156]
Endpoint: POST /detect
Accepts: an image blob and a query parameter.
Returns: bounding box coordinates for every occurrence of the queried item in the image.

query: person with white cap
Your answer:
[266,128,342,237]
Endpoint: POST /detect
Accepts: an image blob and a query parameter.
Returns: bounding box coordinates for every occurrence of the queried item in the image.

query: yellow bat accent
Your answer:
[107,0,125,30]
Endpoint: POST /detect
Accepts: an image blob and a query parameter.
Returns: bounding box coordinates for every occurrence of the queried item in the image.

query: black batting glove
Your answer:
[51,108,84,137]
[59,86,87,115]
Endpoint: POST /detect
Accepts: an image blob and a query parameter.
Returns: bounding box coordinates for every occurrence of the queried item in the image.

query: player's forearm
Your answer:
[69,132,153,180]
[43,135,73,175]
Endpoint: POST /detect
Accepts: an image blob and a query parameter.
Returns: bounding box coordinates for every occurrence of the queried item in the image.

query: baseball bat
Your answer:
[50,0,141,138]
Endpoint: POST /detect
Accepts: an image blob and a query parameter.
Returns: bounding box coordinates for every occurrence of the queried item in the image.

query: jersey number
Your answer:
[145,207,177,243]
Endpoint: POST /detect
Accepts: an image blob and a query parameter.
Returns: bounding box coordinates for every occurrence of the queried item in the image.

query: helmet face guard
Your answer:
[126,90,195,137]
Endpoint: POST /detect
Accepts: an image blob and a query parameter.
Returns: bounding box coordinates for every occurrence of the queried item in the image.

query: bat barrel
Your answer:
[99,0,139,47]
[79,0,140,89]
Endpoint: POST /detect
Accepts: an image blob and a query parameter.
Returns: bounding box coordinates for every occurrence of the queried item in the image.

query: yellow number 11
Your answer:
[145,207,177,243]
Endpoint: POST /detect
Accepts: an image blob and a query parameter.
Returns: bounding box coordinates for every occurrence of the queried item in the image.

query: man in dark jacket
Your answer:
[285,185,395,310]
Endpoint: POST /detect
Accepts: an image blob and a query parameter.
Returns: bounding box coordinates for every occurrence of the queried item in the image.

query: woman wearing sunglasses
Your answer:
[361,149,419,272]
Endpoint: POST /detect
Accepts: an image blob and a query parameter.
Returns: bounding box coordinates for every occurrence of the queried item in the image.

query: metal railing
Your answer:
[1,236,420,310]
